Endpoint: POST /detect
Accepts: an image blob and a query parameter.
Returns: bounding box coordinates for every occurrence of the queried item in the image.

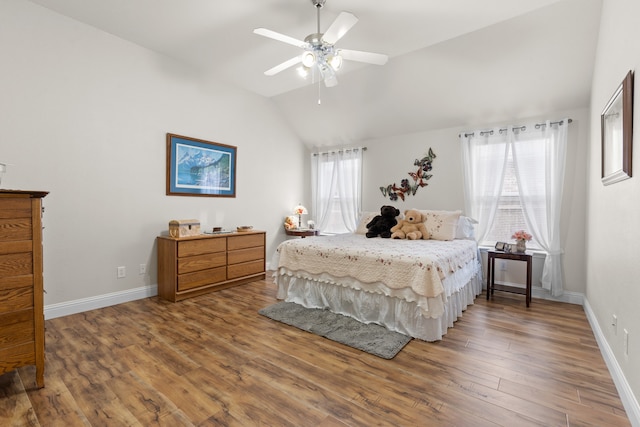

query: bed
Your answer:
[271,210,482,342]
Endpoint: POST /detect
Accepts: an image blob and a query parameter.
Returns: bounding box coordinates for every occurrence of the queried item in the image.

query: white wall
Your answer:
[0,0,304,309]
[359,108,589,296]
[588,0,640,419]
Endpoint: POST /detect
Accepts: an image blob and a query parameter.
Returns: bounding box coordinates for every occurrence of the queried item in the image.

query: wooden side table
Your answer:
[487,249,532,307]
[285,229,319,238]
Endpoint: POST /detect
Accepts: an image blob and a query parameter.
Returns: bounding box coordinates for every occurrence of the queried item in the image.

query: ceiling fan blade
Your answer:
[253,28,308,48]
[339,49,388,65]
[322,12,358,45]
[264,56,302,76]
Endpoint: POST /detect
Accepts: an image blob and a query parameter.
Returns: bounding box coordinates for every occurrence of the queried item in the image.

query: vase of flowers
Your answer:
[511,230,532,253]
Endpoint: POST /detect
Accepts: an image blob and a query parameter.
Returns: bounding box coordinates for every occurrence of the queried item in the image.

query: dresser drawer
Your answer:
[0,286,33,315]
[0,198,32,218]
[0,275,32,292]
[0,342,36,374]
[178,252,226,274]
[178,238,226,257]
[227,234,264,250]
[178,267,226,291]
[228,247,264,265]
[0,253,33,277]
[228,260,264,279]
[0,218,32,241]
[0,309,34,347]
[0,240,32,256]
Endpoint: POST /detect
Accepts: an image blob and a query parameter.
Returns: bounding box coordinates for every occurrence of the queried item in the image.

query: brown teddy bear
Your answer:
[390,209,429,240]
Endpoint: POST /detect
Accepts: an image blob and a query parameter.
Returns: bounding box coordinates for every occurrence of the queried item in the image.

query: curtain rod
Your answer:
[313,147,367,156]
[461,118,572,138]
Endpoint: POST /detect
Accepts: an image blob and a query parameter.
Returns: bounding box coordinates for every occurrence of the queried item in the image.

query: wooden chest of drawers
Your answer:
[157,231,266,302]
[0,190,47,388]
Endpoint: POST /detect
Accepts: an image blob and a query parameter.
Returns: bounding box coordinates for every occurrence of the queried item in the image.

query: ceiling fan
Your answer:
[253,0,388,89]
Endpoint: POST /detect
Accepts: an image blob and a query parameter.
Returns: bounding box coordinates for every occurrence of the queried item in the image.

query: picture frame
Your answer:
[166,133,237,197]
[601,70,634,186]
[495,242,506,251]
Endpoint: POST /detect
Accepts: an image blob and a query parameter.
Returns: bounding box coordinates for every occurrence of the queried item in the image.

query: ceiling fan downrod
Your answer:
[312,0,325,35]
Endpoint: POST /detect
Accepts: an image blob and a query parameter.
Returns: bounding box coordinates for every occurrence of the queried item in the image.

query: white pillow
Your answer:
[419,210,462,241]
[355,212,378,235]
[455,216,478,239]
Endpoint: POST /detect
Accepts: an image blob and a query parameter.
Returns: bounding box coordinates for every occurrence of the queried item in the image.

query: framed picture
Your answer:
[601,70,634,185]
[166,133,237,197]
[495,242,506,251]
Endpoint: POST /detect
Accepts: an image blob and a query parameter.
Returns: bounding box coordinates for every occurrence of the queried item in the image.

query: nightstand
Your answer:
[486,249,532,307]
[285,229,319,238]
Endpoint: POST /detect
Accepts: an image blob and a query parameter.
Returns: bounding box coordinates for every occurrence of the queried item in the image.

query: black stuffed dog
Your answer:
[366,205,400,238]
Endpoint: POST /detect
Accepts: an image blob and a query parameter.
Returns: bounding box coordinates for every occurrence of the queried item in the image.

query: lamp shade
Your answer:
[293,204,308,215]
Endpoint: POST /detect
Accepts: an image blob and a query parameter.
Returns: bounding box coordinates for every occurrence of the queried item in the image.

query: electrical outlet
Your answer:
[499,260,507,271]
[612,314,618,335]
[117,266,126,279]
[139,263,146,275]
[624,329,629,357]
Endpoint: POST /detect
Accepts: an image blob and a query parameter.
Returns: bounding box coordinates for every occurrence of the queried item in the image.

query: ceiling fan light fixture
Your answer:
[301,51,316,67]
[297,66,309,78]
[328,53,342,71]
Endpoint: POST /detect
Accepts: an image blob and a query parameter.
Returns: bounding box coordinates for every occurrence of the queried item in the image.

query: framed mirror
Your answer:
[601,71,634,185]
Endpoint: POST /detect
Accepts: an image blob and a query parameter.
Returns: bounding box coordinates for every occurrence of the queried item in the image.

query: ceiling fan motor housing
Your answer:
[304,33,323,47]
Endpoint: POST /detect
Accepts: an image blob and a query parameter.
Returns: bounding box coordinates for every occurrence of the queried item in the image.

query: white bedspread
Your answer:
[274,234,478,301]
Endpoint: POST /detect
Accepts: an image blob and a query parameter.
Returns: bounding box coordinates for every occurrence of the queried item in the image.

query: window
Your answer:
[311,148,363,234]
[482,147,541,249]
[323,194,351,234]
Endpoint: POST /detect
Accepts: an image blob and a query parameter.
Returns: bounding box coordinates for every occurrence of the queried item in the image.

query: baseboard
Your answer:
[532,288,584,305]
[583,298,640,427]
[486,280,584,306]
[44,284,158,320]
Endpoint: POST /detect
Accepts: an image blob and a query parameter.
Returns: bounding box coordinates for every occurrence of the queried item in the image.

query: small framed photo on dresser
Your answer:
[495,242,506,251]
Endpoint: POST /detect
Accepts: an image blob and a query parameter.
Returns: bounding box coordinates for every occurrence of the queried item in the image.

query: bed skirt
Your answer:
[273,260,483,342]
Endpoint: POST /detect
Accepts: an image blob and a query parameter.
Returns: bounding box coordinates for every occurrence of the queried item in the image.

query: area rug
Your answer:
[258,301,412,359]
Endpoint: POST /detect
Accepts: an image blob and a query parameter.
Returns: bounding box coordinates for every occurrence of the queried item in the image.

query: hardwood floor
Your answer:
[0,277,631,426]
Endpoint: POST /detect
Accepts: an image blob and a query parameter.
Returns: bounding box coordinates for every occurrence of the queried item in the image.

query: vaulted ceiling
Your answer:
[27,0,602,146]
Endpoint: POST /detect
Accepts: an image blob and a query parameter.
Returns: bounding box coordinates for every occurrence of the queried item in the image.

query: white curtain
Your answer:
[511,120,568,296]
[311,148,363,233]
[461,120,569,296]
[459,128,510,242]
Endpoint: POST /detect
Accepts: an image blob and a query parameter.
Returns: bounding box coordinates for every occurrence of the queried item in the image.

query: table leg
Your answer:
[526,256,532,307]
[487,253,493,300]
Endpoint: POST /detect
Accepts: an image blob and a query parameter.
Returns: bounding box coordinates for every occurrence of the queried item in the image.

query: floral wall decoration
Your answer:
[380,148,436,201]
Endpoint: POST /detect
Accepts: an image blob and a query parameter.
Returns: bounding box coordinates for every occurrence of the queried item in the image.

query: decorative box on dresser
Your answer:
[0,189,48,388]
[157,230,266,302]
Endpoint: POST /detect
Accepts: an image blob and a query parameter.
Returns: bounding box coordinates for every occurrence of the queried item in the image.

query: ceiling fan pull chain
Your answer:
[318,80,322,105]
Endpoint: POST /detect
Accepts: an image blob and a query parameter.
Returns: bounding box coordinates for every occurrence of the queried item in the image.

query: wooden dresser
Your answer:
[157,231,266,302]
[0,189,48,388]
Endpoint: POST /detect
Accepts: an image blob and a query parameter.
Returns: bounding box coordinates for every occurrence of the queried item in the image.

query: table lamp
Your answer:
[293,204,308,228]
